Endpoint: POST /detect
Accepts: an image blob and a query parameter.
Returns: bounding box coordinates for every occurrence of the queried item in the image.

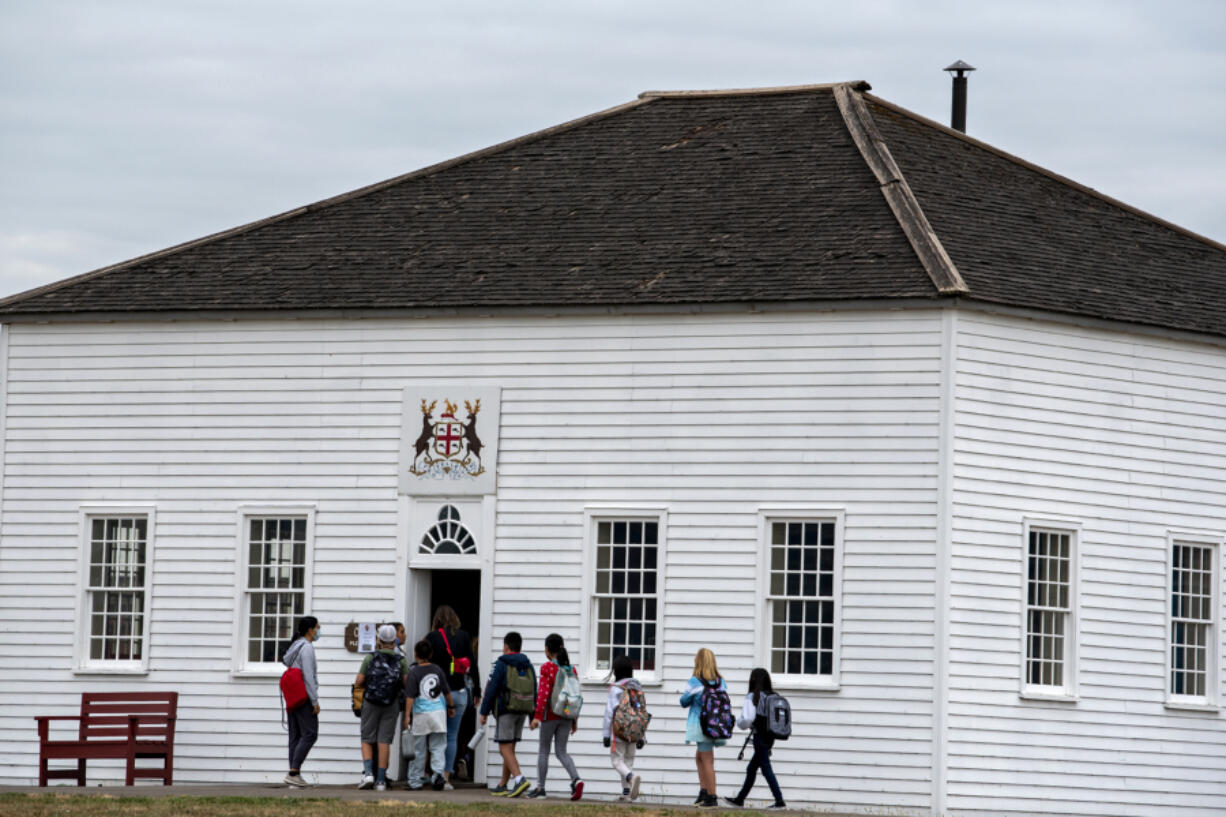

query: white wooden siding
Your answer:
[0,311,941,814]
[946,312,1226,816]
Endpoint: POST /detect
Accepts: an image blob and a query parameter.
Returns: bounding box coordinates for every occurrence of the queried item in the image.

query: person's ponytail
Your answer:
[545,632,570,666]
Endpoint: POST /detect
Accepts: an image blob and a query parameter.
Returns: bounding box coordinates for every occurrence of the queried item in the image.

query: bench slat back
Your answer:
[79,692,178,741]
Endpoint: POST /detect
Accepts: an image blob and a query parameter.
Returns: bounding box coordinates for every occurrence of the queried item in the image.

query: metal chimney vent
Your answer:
[944,60,976,133]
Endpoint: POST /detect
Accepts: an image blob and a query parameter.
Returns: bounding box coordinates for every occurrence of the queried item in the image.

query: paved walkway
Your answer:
[0,783,854,813]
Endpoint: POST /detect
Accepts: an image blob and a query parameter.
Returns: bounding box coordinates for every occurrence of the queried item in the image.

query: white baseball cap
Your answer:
[377,624,397,643]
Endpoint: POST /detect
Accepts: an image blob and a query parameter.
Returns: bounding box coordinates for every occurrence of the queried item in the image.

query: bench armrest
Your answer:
[35,715,83,741]
[127,713,177,739]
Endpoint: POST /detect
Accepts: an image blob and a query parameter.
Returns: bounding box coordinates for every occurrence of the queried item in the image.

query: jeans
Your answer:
[536,719,579,786]
[287,705,318,771]
[735,733,783,805]
[444,688,469,774]
[408,731,447,786]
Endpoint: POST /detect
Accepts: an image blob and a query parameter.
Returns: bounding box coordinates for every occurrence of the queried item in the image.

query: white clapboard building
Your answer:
[0,82,1223,816]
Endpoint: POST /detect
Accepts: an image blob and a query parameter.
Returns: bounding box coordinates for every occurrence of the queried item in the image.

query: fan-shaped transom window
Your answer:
[420,505,477,555]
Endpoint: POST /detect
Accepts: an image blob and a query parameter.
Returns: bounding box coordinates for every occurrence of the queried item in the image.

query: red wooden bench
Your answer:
[35,691,178,786]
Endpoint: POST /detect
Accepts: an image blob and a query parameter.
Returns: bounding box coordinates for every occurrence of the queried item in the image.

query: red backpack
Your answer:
[281,666,309,711]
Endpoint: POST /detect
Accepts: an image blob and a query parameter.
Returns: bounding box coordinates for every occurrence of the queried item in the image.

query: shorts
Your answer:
[360,700,400,745]
[494,712,526,744]
[695,739,717,753]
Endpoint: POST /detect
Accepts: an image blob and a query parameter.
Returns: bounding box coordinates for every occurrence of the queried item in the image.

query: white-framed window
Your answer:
[1020,521,1079,699]
[759,511,843,688]
[582,507,666,684]
[1167,535,1219,708]
[419,504,478,555]
[233,507,315,673]
[76,506,155,673]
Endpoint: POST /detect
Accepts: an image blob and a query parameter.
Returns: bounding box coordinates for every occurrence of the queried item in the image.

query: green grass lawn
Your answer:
[0,794,757,817]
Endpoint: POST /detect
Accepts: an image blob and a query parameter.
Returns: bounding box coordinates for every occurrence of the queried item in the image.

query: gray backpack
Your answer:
[754,692,791,741]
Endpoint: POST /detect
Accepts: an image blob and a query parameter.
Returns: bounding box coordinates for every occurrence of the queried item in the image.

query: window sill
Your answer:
[1019,689,1078,703]
[581,673,662,688]
[233,667,286,679]
[771,677,840,693]
[74,666,149,676]
[1164,699,1220,714]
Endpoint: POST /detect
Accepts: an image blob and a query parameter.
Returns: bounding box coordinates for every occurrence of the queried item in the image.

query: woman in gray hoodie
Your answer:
[282,615,320,787]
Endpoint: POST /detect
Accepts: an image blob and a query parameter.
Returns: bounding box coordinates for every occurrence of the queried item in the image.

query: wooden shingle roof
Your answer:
[3,82,1224,339]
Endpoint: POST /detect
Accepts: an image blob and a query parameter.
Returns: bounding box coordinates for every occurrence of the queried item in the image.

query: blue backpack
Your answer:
[699,680,735,740]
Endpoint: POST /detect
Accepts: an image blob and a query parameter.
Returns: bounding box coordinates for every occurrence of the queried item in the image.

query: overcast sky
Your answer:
[2,1,1223,300]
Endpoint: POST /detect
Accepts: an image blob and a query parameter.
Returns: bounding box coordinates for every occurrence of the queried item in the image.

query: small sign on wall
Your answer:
[399,386,501,495]
[357,622,377,653]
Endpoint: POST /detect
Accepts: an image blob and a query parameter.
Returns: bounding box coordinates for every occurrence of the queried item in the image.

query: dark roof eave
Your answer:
[0,293,951,324]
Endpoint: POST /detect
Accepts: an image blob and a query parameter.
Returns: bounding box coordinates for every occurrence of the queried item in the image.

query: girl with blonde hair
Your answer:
[679,648,730,807]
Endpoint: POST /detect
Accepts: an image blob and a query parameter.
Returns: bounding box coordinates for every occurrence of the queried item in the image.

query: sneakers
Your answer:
[509,777,532,798]
[694,789,708,805]
[628,775,641,801]
[618,789,630,802]
[490,784,508,796]
[570,779,584,801]
[443,781,455,791]
[432,773,445,791]
[698,793,720,808]
[357,774,375,790]
[525,787,547,798]
[724,797,745,808]
[284,772,308,788]
[766,803,787,810]
[374,782,387,792]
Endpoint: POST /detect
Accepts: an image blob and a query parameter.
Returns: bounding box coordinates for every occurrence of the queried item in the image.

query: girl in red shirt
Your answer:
[526,633,583,799]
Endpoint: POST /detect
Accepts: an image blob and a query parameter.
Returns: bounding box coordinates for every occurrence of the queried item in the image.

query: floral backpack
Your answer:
[611,684,650,742]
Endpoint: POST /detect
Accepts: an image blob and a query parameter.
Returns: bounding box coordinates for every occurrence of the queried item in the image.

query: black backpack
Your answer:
[364,651,402,706]
[754,691,791,741]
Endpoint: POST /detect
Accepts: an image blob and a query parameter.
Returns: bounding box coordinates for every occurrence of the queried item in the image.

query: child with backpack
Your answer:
[679,648,732,808]
[724,668,788,809]
[354,624,410,791]
[526,633,584,800]
[479,631,536,797]
[602,655,648,801]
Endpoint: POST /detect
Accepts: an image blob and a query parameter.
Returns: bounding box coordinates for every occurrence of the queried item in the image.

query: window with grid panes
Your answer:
[767,519,836,676]
[85,517,149,664]
[1170,541,1215,699]
[592,519,659,673]
[1025,529,1072,689]
[244,517,308,664]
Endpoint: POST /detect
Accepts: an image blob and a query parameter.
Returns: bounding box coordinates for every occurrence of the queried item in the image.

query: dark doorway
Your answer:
[427,568,482,783]
[430,569,481,642]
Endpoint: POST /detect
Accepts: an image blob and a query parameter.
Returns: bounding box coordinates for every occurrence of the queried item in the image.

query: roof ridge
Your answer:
[832,84,968,296]
[639,81,870,100]
[861,93,1226,256]
[0,95,654,310]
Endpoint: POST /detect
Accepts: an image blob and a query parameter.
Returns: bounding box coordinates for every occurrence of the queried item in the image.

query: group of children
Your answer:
[286,614,789,807]
[478,634,789,809]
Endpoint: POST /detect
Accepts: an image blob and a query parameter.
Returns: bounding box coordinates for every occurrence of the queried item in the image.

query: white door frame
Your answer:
[398,494,496,785]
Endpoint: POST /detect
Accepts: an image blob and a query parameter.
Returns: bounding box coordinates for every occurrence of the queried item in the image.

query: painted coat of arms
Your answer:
[409,398,485,479]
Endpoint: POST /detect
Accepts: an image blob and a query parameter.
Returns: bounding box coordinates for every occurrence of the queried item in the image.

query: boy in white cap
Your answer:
[355,624,410,790]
